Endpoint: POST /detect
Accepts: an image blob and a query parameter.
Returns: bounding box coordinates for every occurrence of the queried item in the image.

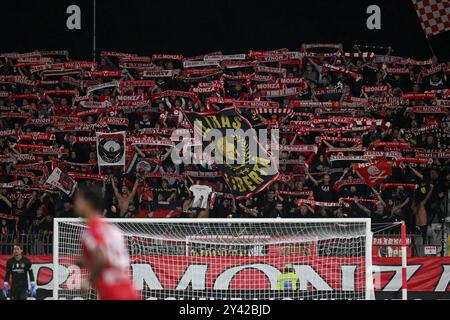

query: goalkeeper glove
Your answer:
[2,282,8,298]
[29,282,37,298]
[80,280,91,296]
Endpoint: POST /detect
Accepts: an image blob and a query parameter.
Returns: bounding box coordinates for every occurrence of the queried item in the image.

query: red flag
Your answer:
[352,159,392,187]
[411,0,450,38]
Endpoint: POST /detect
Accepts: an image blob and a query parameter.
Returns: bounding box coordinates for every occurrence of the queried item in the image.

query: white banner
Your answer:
[45,167,76,195]
[96,131,126,166]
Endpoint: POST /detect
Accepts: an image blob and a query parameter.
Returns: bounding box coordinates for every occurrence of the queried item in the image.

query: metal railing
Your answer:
[0,194,449,258]
[0,233,53,255]
[0,231,445,257]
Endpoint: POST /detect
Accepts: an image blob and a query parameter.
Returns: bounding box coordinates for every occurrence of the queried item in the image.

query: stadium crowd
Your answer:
[0,44,448,244]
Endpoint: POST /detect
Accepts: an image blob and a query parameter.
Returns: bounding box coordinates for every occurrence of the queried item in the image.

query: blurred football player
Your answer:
[74,185,139,300]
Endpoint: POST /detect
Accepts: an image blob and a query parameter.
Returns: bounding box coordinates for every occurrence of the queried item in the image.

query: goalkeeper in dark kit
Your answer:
[3,244,36,300]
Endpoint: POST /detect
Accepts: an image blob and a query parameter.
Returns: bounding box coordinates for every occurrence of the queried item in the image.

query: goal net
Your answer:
[53,218,374,300]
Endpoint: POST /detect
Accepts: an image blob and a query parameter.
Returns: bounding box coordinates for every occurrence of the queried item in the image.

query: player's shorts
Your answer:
[10,288,28,300]
[98,283,140,300]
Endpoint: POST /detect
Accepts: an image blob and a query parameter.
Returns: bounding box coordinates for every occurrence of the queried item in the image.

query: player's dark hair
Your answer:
[13,243,25,255]
[77,185,105,213]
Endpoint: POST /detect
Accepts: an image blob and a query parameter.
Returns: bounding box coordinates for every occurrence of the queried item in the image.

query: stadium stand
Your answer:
[0,45,448,256]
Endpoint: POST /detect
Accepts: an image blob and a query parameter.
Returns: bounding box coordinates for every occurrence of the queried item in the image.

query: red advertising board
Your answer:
[1,255,450,299]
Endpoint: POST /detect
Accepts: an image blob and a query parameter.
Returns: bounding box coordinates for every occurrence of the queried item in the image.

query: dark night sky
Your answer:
[0,0,449,61]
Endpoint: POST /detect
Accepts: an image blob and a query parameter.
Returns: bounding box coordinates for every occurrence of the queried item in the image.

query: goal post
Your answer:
[53,218,374,300]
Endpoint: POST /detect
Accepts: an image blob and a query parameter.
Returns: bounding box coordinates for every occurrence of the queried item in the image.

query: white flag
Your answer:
[96,131,126,166]
[45,168,76,195]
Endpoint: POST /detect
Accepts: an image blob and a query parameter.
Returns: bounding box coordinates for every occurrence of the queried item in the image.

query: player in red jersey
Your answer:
[74,186,139,300]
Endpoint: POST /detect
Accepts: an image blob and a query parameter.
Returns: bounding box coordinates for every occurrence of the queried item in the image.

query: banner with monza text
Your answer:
[1,255,450,299]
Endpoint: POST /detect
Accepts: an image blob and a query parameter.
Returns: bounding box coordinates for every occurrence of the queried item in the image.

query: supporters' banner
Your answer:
[333,178,367,191]
[4,256,450,300]
[96,131,126,167]
[411,0,450,38]
[126,154,158,178]
[0,181,24,188]
[373,236,412,258]
[45,168,76,195]
[353,159,392,187]
[298,199,347,209]
[67,172,108,182]
[381,183,418,191]
[185,107,278,198]
[86,81,120,95]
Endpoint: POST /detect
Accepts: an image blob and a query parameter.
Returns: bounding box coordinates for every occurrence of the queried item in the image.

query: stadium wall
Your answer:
[1,255,450,300]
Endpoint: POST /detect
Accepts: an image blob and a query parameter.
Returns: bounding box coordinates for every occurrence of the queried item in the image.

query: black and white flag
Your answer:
[45,167,77,195]
[96,131,126,166]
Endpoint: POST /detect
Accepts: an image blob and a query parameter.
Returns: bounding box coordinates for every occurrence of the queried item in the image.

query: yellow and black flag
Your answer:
[185,107,279,199]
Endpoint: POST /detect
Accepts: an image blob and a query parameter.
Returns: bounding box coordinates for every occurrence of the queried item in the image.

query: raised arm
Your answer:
[290,133,298,146]
[133,145,146,158]
[321,139,334,149]
[160,147,173,161]
[355,201,371,216]
[39,191,49,204]
[128,178,140,200]
[392,197,410,213]
[336,168,350,183]
[275,191,284,202]
[305,169,319,186]
[230,197,237,215]
[167,188,177,202]
[111,176,121,199]
[303,203,315,214]
[0,192,12,208]
[371,187,386,207]
[26,192,38,209]
[409,166,424,181]
[307,57,323,74]
[421,184,434,206]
